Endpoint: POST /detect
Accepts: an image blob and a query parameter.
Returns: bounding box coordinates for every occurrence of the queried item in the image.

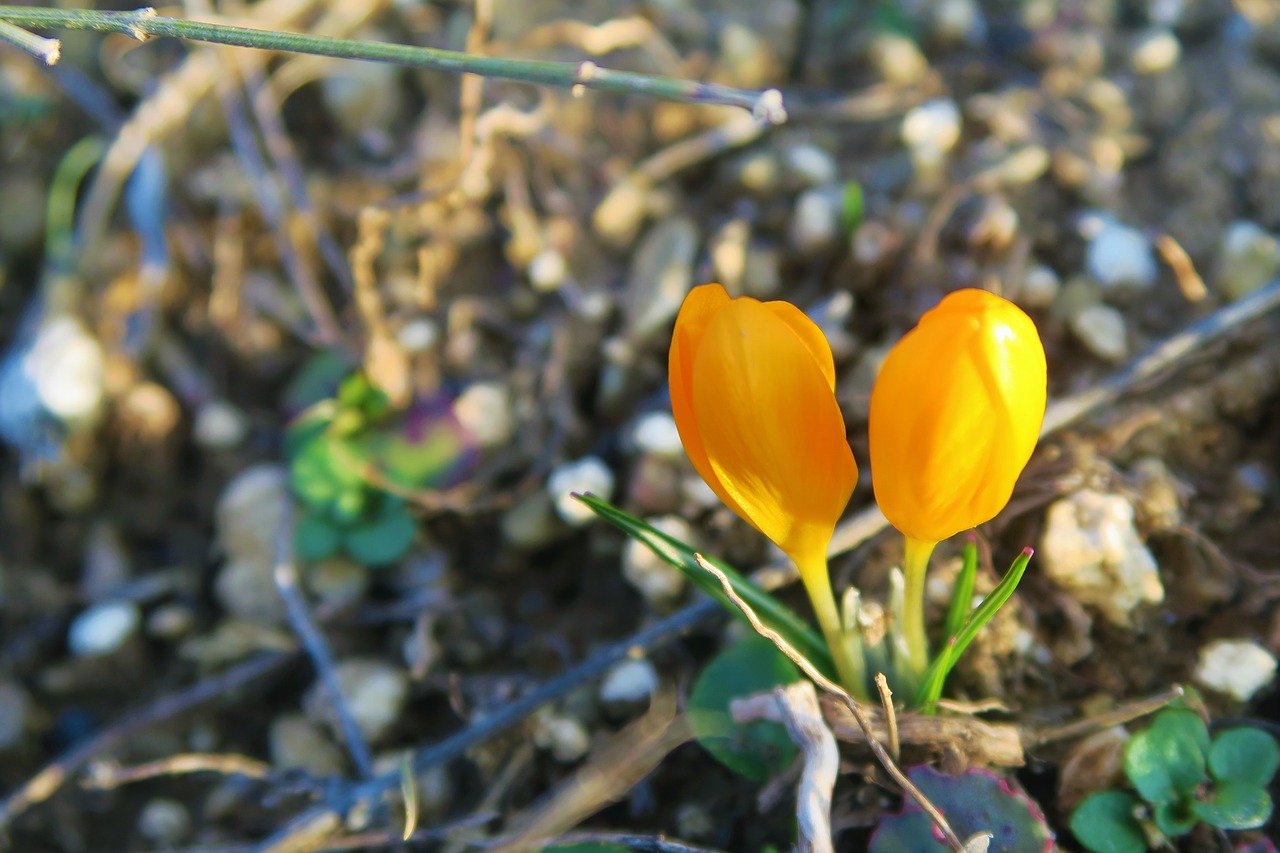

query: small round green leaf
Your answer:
[1124,709,1209,805]
[688,634,801,781]
[1069,792,1147,853]
[343,503,416,567]
[1209,727,1279,788]
[1193,781,1273,830]
[295,510,342,562]
[1153,799,1197,837]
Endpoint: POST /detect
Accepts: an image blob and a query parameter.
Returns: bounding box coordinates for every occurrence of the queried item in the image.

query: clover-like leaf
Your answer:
[1069,792,1147,853]
[689,634,801,782]
[294,509,342,563]
[344,499,416,567]
[1124,709,1209,805]
[1153,798,1197,838]
[1209,727,1279,788]
[1193,780,1273,831]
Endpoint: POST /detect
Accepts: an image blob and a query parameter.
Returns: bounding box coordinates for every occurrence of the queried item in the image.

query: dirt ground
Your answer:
[1,1,1279,851]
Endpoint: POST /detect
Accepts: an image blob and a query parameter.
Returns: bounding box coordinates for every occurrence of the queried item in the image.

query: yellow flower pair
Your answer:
[669,283,1047,693]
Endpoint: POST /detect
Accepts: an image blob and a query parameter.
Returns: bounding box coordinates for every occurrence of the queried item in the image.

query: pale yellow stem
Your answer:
[901,536,937,681]
[796,555,868,700]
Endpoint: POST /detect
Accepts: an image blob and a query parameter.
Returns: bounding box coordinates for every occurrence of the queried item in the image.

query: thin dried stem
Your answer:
[875,673,900,765]
[695,555,968,853]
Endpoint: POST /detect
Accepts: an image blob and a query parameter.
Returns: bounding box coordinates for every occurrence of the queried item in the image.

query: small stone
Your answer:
[501,491,565,550]
[1085,219,1158,290]
[194,400,249,450]
[593,175,650,248]
[397,317,439,353]
[742,244,783,298]
[1020,264,1061,309]
[790,188,841,253]
[599,657,660,705]
[1129,457,1185,533]
[215,558,286,624]
[453,382,514,449]
[675,803,716,841]
[932,0,987,44]
[270,713,348,777]
[533,713,592,763]
[623,516,693,608]
[1131,28,1181,74]
[306,556,370,606]
[137,798,190,845]
[631,411,684,459]
[216,465,290,568]
[68,599,141,657]
[1040,490,1164,626]
[0,679,32,749]
[784,143,838,186]
[902,99,962,176]
[710,218,749,289]
[1070,304,1129,362]
[28,315,105,424]
[1194,639,1277,701]
[320,58,402,138]
[734,150,782,194]
[147,602,196,640]
[82,521,130,602]
[304,659,409,745]
[869,34,928,85]
[528,249,568,292]
[547,457,615,526]
[623,215,699,345]
[1215,220,1280,302]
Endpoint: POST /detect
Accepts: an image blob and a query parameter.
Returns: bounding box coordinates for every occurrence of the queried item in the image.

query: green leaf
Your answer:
[283,404,336,460]
[1153,798,1197,837]
[840,181,865,237]
[290,434,370,511]
[914,548,1031,710]
[574,493,836,680]
[942,538,978,642]
[1193,781,1273,830]
[284,349,355,412]
[689,634,801,781]
[1208,727,1279,788]
[1125,709,1209,805]
[1069,792,1148,853]
[344,502,416,567]
[294,510,342,562]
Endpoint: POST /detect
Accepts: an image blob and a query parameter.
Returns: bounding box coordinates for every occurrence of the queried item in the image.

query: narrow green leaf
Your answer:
[574,493,836,680]
[914,548,1031,709]
[1068,792,1147,853]
[1208,727,1279,788]
[943,538,978,642]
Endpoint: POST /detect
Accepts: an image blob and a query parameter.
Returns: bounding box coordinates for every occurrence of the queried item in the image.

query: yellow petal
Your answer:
[669,283,744,516]
[763,301,837,392]
[869,288,1046,543]
[691,297,857,564]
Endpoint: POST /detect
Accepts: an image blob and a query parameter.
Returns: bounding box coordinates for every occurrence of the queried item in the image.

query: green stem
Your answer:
[797,556,868,701]
[0,19,60,65]
[0,7,785,121]
[901,536,937,681]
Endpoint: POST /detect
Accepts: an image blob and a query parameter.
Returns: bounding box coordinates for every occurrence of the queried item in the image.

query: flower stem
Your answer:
[797,556,868,700]
[0,7,785,120]
[900,536,937,681]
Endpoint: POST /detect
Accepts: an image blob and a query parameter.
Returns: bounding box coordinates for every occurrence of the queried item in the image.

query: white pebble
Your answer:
[547,457,615,526]
[1131,28,1181,74]
[1020,264,1061,309]
[270,714,347,777]
[194,400,249,450]
[784,143,838,187]
[902,99,962,172]
[304,659,409,744]
[790,188,842,253]
[397,318,439,353]
[869,34,928,85]
[933,0,987,43]
[1070,304,1129,362]
[453,382,513,448]
[632,411,684,459]
[1216,220,1280,302]
[1039,490,1164,626]
[533,714,592,763]
[528,249,569,292]
[1194,639,1277,702]
[600,658,660,704]
[27,315,105,423]
[1086,219,1157,290]
[216,465,290,569]
[68,599,141,657]
[137,799,191,845]
[623,516,692,607]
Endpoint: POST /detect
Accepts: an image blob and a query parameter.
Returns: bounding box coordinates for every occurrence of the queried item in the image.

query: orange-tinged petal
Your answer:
[869,288,1047,543]
[690,297,857,564]
[669,284,744,516]
[763,301,837,392]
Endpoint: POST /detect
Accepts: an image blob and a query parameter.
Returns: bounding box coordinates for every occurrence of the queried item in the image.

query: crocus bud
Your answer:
[869,288,1047,544]
[669,283,858,570]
